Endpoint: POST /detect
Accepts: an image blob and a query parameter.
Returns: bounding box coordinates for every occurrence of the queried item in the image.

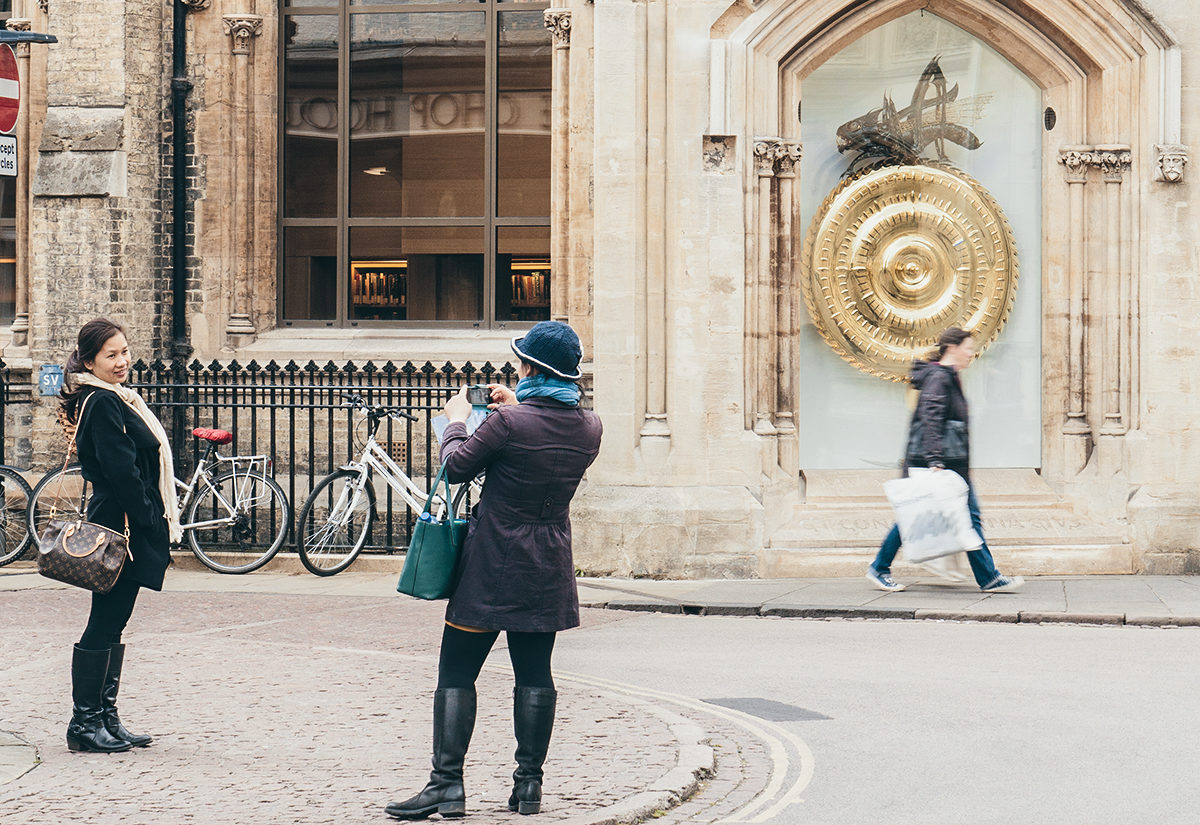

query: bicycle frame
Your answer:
[177,447,274,531]
[342,432,446,516]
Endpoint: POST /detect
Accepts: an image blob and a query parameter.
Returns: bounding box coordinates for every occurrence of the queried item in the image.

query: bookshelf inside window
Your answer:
[350,260,408,321]
[505,258,551,322]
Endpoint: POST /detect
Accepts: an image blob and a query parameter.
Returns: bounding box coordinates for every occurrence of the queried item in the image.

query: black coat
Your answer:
[75,387,172,591]
[904,360,970,478]
[439,397,603,633]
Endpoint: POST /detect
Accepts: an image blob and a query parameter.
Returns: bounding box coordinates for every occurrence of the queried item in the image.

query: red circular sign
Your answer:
[0,45,19,135]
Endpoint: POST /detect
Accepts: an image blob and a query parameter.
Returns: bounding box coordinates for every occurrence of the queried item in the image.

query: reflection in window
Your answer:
[281,1,551,327]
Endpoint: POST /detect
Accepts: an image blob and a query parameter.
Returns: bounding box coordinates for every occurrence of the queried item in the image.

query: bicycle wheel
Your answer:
[296,468,376,576]
[28,464,86,553]
[186,470,291,574]
[0,466,33,566]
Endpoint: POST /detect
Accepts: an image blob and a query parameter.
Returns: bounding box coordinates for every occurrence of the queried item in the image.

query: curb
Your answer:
[584,599,1200,628]
[558,720,715,825]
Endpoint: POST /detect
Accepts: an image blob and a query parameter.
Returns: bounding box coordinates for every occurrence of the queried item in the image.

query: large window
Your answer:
[281,0,552,328]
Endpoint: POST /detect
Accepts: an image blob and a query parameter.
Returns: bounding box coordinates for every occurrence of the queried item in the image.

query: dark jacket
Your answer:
[74,387,172,591]
[439,396,603,633]
[904,360,970,478]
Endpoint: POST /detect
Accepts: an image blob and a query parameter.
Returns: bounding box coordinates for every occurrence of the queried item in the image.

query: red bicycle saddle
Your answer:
[192,427,233,445]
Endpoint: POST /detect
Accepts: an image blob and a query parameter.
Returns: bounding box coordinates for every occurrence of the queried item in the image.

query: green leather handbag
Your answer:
[397,462,467,600]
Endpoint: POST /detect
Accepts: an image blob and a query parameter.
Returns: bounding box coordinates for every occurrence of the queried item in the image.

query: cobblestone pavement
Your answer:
[0,581,737,825]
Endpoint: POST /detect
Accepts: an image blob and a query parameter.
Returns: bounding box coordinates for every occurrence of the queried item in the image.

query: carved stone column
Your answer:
[5,18,30,348]
[751,138,779,438]
[1095,145,1130,436]
[773,140,801,470]
[640,1,669,440]
[1058,147,1090,450]
[222,14,263,347]
[544,10,570,326]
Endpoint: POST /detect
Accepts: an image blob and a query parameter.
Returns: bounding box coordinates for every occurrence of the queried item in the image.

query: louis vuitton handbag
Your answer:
[397,462,467,601]
[37,393,131,594]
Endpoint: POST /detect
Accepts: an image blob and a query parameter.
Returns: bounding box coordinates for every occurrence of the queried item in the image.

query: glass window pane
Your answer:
[497,11,551,217]
[496,227,550,323]
[350,227,483,321]
[0,227,14,322]
[798,11,1042,469]
[285,1,335,7]
[0,176,14,220]
[351,0,478,5]
[350,13,485,218]
[283,227,338,321]
[284,15,339,218]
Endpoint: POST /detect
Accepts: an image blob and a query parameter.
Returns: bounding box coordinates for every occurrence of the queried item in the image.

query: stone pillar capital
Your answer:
[5,18,32,57]
[1155,143,1189,183]
[1058,146,1091,183]
[773,140,802,177]
[223,14,264,56]
[753,137,781,176]
[1093,145,1132,182]
[543,10,571,48]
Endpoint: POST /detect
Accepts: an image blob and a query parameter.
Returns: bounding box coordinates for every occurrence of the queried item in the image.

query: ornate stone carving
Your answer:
[773,140,803,177]
[753,137,780,176]
[223,14,263,56]
[543,10,571,48]
[5,19,31,32]
[800,163,1019,381]
[1058,146,1091,183]
[182,0,211,10]
[1155,144,1189,183]
[1093,146,1132,182]
[36,1,48,13]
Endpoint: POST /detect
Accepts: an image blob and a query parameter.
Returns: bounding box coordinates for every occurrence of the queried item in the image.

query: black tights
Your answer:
[79,577,141,649]
[436,624,556,690]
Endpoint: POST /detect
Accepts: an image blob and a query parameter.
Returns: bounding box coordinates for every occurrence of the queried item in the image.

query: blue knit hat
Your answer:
[511,321,583,380]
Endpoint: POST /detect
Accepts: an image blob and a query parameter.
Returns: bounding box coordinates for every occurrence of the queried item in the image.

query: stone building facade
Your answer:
[3,0,1200,577]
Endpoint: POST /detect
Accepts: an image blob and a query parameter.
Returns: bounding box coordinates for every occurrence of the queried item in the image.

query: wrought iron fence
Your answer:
[0,358,33,467]
[128,357,520,553]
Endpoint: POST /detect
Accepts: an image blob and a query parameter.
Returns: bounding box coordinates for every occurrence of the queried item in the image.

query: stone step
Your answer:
[802,467,1063,506]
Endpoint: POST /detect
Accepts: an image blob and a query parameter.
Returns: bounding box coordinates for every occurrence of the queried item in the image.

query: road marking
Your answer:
[546,668,816,824]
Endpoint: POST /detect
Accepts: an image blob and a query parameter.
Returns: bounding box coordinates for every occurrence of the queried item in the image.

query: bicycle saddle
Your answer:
[192,427,234,445]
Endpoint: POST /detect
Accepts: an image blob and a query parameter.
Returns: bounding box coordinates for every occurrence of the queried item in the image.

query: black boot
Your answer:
[66,646,132,754]
[507,686,557,815]
[101,644,152,748]
[385,687,477,820]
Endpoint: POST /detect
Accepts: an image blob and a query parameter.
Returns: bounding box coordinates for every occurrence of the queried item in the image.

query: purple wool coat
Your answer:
[439,396,603,633]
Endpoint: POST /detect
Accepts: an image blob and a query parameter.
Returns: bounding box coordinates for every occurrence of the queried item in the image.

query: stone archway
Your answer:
[715,0,1186,574]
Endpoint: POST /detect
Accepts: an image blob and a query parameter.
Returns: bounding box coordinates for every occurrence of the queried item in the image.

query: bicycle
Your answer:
[296,393,479,576]
[0,465,34,567]
[28,427,292,574]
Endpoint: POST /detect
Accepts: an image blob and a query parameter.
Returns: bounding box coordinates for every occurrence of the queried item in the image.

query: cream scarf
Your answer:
[73,372,183,542]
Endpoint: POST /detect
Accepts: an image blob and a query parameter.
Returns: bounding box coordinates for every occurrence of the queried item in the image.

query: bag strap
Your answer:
[420,461,455,520]
[50,391,130,542]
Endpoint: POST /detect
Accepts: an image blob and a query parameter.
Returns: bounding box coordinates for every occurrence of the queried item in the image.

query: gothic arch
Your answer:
[717,0,1184,487]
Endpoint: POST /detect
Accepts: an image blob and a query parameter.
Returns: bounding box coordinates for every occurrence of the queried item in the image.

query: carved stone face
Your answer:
[1160,151,1187,183]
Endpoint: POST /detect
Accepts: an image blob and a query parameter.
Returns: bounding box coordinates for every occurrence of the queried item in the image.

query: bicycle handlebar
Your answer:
[341,393,420,422]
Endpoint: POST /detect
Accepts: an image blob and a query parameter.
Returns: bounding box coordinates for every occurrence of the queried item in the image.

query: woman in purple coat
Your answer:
[386,321,602,820]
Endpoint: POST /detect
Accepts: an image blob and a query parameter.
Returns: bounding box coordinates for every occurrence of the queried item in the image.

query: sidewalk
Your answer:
[575,573,1200,627]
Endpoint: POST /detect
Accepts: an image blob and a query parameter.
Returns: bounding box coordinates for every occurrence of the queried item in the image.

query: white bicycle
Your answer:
[295,394,480,576]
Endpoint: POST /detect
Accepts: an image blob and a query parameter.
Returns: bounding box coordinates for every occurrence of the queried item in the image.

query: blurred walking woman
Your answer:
[59,318,182,753]
[386,321,602,820]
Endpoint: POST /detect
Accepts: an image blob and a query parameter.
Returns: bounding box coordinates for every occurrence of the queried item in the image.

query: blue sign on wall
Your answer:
[38,364,64,396]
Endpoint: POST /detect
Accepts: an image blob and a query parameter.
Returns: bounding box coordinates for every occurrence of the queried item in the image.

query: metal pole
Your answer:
[171,0,192,360]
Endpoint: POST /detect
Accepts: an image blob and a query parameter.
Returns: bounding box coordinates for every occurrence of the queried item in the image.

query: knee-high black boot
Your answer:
[101,644,152,748]
[508,687,557,815]
[385,687,477,820]
[66,645,132,754]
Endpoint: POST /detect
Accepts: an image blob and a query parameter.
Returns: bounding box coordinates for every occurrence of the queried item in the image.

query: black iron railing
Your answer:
[127,357,520,552]
[0,358,32,467]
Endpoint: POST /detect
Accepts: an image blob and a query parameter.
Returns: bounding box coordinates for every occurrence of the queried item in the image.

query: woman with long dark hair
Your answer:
[386,321,603,819]
[866,326,1023,593]
[58,318,181,753]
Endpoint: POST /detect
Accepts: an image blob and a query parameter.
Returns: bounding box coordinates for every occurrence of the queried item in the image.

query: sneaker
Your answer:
[866,569,906,592]
[981,575,1025,593]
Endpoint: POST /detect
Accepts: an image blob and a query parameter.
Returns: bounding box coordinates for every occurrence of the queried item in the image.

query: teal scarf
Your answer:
[515,375,581,406]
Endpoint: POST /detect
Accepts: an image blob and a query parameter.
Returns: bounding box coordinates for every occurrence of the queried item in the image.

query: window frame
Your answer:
[278,0,553,331]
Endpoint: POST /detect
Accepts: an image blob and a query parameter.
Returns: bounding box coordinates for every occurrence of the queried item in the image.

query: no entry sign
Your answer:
[0,45,18,134]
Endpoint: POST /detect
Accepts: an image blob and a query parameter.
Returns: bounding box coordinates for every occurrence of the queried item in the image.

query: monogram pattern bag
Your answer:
[37,393,131,594]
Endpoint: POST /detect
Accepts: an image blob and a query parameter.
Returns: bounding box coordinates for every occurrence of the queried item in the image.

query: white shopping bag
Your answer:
[883,469,983,563]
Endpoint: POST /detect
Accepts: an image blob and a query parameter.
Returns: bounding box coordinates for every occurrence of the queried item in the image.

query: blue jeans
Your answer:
[870,481,1001,588]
